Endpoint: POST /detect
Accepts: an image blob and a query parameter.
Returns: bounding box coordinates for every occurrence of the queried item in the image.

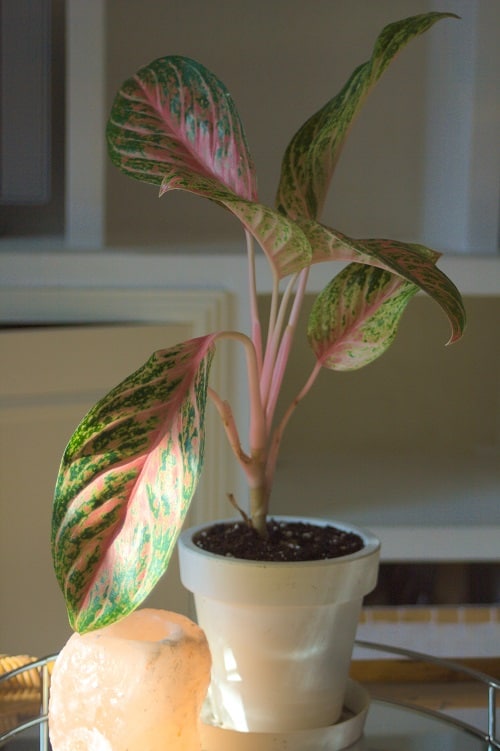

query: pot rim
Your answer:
[178,516,380,605]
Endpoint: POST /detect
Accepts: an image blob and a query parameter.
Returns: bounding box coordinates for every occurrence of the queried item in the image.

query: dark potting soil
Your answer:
[192,519,364,562]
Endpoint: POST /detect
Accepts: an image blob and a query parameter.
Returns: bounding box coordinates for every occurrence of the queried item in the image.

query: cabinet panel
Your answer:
[0,323,192,655]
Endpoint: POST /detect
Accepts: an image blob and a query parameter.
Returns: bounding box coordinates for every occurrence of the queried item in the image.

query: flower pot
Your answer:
[178,517,379,735]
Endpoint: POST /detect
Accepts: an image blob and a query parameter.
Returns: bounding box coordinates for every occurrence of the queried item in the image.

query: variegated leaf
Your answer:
[296,219,466,343]
[52,336,216,632]
[160,170,312,278]
[308,264,418,370]
[276,12,458,221]
[106,55,257,201]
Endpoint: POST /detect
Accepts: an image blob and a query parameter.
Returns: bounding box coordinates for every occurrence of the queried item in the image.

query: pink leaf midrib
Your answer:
[134,66,254,198]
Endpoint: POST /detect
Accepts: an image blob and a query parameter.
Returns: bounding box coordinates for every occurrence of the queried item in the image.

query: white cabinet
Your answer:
[0,288,233,655]
[0,324,191,655]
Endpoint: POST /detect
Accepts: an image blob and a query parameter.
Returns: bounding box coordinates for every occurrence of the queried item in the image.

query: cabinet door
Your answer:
[0,323,193,655]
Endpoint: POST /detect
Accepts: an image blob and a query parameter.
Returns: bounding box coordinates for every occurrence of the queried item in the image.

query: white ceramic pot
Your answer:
[178,517,379,734]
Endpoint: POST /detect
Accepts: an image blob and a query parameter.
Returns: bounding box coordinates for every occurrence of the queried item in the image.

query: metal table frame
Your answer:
[1,641,498,749]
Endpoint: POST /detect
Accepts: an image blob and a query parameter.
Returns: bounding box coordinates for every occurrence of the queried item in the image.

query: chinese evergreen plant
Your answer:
[52,12,465,632]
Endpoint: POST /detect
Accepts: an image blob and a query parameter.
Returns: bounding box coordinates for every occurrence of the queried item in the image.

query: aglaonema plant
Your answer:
[52,12,465,632]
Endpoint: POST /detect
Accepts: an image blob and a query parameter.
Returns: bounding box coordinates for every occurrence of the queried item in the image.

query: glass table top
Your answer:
[1,700,495,750]
[362,699,494,750]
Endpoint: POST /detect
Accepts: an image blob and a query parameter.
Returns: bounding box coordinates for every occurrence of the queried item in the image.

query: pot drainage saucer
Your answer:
[200,679,370,751]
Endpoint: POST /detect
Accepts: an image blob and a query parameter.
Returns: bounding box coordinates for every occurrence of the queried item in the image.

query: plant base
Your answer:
[199,679,370,751]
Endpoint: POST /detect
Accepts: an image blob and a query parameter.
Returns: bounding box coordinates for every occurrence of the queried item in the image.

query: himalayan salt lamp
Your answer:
[48,608,211,751]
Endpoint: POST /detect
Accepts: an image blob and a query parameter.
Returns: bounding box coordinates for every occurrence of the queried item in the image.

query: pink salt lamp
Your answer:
[48,608,211,751]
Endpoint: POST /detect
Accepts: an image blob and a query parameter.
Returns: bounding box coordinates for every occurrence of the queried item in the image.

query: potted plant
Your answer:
[51,10,465,746]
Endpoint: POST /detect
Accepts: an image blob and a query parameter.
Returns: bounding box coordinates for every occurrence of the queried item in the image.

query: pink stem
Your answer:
[246,230,263,374]
[260,273,298,406]
[260,275,280,401]
[208,387,268,500]
[265,267,309,428]
[214,331,270,531]
[208,387,250,466]
[215,330,267,460]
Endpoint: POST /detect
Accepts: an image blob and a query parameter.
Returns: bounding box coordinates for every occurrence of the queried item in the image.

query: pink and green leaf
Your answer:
[160,170,312,278]
[51,335,216,633]
[308,264,418,370]
[296,219,466,343]
[276,12,458,221]
[106,55,257,201]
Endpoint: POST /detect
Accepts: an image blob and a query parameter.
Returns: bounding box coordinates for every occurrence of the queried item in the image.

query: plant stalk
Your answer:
[265,267,309,427]
[260,272,297,408]
[249,481,269,537]
[213,331,270,533]
[246,230,263,373]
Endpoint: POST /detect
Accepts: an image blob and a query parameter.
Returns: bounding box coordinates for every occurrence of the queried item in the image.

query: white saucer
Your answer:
[200,679,370,751]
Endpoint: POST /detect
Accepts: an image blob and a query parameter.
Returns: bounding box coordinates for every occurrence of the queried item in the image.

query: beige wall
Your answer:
[270,295,497,453]
[265,294,500,526]
[105,0,435,247]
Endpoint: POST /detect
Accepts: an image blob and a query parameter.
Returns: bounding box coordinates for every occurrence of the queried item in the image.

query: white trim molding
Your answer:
[424,0,500,255]
[65,0,106,248]
[371,525,500,563]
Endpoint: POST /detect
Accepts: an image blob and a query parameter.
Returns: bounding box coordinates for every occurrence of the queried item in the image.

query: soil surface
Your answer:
[192,519,364,562]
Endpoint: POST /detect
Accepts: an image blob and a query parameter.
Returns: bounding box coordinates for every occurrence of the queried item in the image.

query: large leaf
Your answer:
[107,55,257,201]
[296,219,466,344]
[52,336,215,633]
[276,12,458,221]
[160,170,312,278]
[308,264,418,370]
